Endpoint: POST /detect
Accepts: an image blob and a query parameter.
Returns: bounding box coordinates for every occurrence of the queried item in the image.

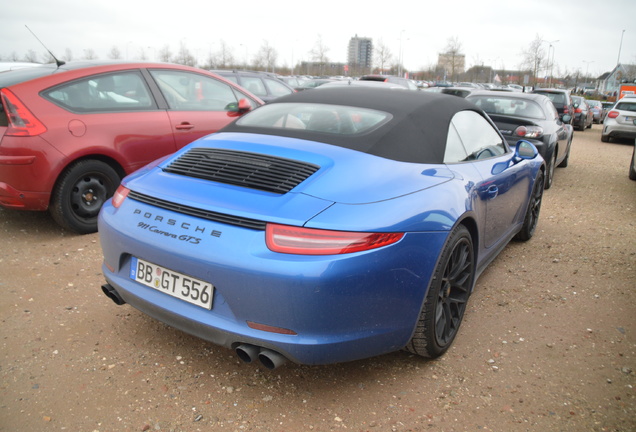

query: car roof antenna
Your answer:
[25,25,66,67]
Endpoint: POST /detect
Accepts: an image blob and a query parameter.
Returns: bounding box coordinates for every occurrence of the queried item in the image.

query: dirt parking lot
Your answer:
[1,124,635,432]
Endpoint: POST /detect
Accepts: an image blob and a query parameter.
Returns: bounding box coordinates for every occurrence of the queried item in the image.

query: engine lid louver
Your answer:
[163,148,320,194]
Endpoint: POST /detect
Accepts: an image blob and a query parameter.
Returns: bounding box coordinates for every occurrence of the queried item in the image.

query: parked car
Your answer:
[0,61,263,233]
[571,96,593,130]
[359,74,419,90]
[532,88,574,125]
[294,78,336,91]
[467,90,573,189]
[601,95,636,142]
[98,87,545,368]
[586,99,603,123]
[630,141,636,180]
[601,101,615,122]
[211,70,296,103]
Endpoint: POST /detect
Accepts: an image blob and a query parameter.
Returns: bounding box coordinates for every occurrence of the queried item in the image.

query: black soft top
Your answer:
[221,86,483,164]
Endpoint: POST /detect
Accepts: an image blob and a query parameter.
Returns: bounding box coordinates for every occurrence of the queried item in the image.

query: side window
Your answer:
[43,71,155,112]
[444,110,507,163]
[149,70,239,111]
[240,76,267,97]
[264,78,294,97]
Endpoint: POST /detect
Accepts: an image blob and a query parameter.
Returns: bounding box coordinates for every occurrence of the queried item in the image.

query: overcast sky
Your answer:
[2,0,635,79]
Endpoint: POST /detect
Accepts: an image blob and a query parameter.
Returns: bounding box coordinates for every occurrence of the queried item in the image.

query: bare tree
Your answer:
[108,46,122,60]
[440,36,463,82]
[374,40,393,74]
[309,35,330,76]
[158,45,172,63]
[83,49,97,60]
[521,34,546,87]
[23,49,39,62]
[173,41,196,66]
[253,40,278,72]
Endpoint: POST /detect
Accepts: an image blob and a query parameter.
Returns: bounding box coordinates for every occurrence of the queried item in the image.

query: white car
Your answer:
[602,95,636,143]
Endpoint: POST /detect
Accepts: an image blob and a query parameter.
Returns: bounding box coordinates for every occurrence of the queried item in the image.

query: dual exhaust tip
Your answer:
[235,343,288,370]
[102,284,288,370]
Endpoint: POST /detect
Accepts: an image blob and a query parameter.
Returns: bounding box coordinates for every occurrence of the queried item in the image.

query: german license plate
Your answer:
[130,257,214,309]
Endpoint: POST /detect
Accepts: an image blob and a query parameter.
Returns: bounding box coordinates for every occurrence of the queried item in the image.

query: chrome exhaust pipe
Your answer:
[101,284,126,305]
[258,349,288,370]
[235,344,260,363]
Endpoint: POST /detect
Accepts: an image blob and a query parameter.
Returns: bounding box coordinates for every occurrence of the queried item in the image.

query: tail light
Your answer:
[0,89,47,136]
[607,111,619,119]
[111,185,130,208]
[514,125,543,139]
[266,223,404,255]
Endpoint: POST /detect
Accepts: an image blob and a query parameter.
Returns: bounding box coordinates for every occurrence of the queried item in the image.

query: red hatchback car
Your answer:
[0,61,263,233]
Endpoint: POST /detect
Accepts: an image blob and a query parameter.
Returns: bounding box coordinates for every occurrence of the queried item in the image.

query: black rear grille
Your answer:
[163,148,319,194]
[128,191,266,230]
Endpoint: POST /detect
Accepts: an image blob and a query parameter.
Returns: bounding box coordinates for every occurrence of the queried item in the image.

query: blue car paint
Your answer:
[98,132,543,365]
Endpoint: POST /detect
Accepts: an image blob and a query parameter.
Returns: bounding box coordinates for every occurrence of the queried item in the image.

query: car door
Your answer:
[147,69,259,150]
[446,110,532,248]
[42,70,176,173]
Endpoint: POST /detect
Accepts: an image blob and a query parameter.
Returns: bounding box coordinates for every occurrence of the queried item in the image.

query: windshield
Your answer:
[236,103,391,135]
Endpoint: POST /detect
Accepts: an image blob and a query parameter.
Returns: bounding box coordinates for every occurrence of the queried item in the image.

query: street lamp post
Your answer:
[545,40,559,87]
[617,29,626,66]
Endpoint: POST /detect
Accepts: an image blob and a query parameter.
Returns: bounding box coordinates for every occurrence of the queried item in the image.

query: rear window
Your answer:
[615,101,636,113]
[235,102,391,135]
[469,96,545,119]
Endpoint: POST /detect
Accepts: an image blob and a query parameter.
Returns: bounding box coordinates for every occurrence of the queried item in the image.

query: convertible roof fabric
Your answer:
[220,86,483,164]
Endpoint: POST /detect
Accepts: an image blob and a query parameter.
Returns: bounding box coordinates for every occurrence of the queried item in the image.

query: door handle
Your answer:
[175,122,195,130]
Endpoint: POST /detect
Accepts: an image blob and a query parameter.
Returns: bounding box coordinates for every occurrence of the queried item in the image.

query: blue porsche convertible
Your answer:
[98,87,545,368]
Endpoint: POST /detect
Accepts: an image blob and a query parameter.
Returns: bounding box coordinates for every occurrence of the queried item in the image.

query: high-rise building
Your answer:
[348,35,373,74]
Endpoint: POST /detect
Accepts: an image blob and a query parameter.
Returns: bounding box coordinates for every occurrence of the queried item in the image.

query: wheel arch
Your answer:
[49,154,126,206]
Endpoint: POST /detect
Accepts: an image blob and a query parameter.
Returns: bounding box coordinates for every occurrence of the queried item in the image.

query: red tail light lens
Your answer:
[1,89,47,136]
[111,185,130,208]
[607,111,619,119]
[514,125,543,138]
[266,223,404,255]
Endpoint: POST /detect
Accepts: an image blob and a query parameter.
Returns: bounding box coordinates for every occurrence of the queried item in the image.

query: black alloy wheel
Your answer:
[406,225,475,358]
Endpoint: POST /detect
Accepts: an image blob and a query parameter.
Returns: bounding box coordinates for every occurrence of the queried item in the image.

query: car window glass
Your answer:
[240,77,267,97]
[445,110,506,163]
[150,70,238,111]
[444,122,468,163]
[469,96,545,119]
[43,71,154,112]
[265,78,294,97]
[236,102,390,135]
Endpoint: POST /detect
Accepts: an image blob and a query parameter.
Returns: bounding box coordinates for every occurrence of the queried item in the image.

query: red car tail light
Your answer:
[1,89,47,137]
[514,125,543,139]
[266,223,404,255]
[111,185,130,208]
[607,111,620,119]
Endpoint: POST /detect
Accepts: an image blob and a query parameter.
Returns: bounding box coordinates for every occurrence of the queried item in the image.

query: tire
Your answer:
[544,151,556,189]
[406,225,474,358]
[558,140,571,168]
[50,160,121,234]
[514,171,544,241]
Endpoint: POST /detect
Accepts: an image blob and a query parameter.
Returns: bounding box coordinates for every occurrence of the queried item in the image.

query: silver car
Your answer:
[601,96,636,142]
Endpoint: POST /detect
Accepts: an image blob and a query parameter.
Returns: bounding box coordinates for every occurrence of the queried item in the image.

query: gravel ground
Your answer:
[1,124,634,432]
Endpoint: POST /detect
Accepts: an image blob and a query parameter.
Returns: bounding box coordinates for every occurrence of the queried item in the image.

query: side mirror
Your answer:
[491,140,538,175]
[226,98,253,117]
